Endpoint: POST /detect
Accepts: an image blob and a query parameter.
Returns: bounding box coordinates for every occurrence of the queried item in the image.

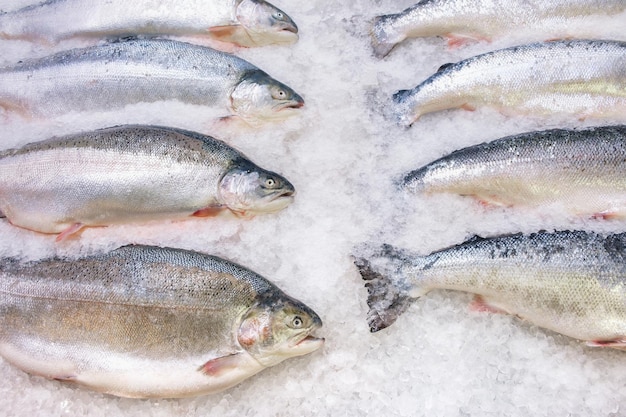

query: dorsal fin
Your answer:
[106,35,157,43]
[436,62,454,72]
[463,234,487,244]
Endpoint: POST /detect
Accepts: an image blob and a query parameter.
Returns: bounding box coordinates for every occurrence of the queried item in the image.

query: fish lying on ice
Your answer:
[371,0,626,57]
[354,230,626,349]
[0,0,298,47]
[0,245,324,398]
[391,40,626,126]
[0,125,296,240]
[402,125,626,218]
[0,38,304,124]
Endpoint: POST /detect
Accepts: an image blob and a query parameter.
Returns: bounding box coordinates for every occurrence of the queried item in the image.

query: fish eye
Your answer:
[265,178,276,187]
[291,316,303,328]
[270,86,289,100]
[273,12,284,20]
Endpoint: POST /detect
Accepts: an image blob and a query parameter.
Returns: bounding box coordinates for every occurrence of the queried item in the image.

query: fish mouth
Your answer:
[280,25,298,35]
[253,190,295,213]
[296,335,325,347]
[289,330,325,353]
[274,100,304,112]
[270,189,295,201]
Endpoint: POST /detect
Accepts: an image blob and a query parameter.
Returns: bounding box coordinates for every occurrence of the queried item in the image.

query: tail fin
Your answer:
[397,167,426,192]
[390,89,417,127]
[353,244,416,332]
[371,36,397,59]
[370,16,399,58]
[392,89,412,104]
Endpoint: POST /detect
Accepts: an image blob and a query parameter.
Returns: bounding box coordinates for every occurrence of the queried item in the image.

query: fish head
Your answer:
[237,293,324,367]
[219,162,295,214]
[230,71,304,123]
[236,0,298,46]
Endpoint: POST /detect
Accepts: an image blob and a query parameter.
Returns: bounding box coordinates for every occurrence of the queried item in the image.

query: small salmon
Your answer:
[392,40,626,126]
[402,125,626,218]
[354,230,626,350]
[0,38,304,123]
[0,0,298,47]
[0,245,323,398]
[371,0,625,57]
[0,125,296,240]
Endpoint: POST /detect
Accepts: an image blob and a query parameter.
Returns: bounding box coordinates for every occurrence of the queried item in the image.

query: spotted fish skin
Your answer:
[0,0,298,47]
[391,40,626,126]
[0,38,304,122]
[371,0,626,57]
[0,245,323,398]
[0,125,295,237]
[354,230,626,349]
[402,125,626,217]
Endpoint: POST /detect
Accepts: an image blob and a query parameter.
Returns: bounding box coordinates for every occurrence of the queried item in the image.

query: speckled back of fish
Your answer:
[402,125,626,216]
[392,40,626,125]
[0,0,299,46]
[0,125,296,238]
[0,38,252,117]
[0,245,323,398]
[371,0,626,57]
[355,231,626,348]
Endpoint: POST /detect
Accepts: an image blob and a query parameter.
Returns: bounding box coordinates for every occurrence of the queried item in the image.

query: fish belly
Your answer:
[0,148,216,233]
[0,0,230,41]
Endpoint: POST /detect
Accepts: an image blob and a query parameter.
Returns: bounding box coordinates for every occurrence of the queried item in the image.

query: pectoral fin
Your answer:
[461,103,477,112]
[192,206,225,217]
[469,295,509,314]
[207,25,251,47]
[0,98,32,120]
[198,353,244,377]
[444,33,490,48]
[55,222,84,242]
[586,339,626,348]
[53,374,78,381]
[591,210,623,220]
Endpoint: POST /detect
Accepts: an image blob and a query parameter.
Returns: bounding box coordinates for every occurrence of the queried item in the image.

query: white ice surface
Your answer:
[1,0,626,416]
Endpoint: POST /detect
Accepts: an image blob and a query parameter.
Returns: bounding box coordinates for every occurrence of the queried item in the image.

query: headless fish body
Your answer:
[354,230,626,349]
[0,0,298,47]
[371,0,626,57]
[0,38,304,123]
[392,40,626,126]
[0,245,323,398]
[0,125,295,240]
[403,125,626,218]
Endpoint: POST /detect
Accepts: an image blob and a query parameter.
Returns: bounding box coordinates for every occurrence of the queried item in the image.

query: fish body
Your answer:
[392,40,626,126]
[0,38,304,122]
[371,0,626,57]
[0,0,298,46]
[0,245,323,398]
[354,230,626,349]
[0,125,295,238]
[403,125,626,217]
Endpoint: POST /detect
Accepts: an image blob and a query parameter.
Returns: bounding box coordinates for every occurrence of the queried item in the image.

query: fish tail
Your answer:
[392,89,412,104]
[397,168,425,192]
[0,11,8,39]
[389,89,416,127]
[370,16,398,58]
[353,244,416,332]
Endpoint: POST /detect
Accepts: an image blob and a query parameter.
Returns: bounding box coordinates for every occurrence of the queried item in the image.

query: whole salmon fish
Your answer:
[402,125,626,218]
[0,125,296,240]
[0,38,304,123]
[371,0,626,57]
[354,230,626,350]
[392,40,626,126]
[0,0,298,47]
[0,245,324,398]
